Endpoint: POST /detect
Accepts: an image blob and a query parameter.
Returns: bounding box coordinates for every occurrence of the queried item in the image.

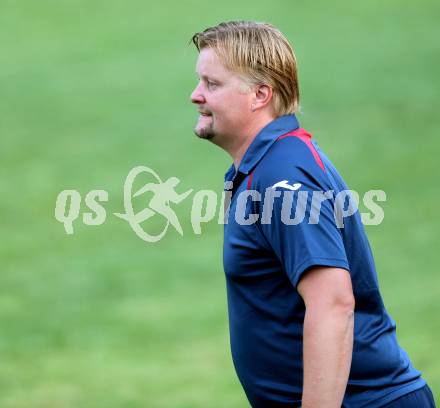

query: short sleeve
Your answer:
[254,160,350,288]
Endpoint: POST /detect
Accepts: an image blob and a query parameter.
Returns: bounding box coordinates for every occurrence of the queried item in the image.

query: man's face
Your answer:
[191,48,255,142]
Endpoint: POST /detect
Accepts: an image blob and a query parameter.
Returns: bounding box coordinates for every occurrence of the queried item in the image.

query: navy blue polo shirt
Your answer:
[223,114,426,408]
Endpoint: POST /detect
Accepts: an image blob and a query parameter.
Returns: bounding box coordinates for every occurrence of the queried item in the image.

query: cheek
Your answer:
[229,98,253,123]
[216,93,251,118]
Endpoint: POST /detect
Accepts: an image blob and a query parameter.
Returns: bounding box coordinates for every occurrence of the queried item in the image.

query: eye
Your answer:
[206,80,217,89]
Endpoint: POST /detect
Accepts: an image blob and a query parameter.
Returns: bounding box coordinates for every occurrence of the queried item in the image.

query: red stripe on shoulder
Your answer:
[277,128,326,172]
[247,170,255,190]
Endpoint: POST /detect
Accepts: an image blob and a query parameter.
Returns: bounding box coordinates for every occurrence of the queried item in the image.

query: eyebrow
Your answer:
[197,73,221,82]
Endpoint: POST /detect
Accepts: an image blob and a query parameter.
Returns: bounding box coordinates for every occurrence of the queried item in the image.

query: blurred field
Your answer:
[1,0,439,406]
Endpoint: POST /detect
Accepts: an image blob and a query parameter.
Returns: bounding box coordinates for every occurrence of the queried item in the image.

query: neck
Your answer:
[224,114,276,170]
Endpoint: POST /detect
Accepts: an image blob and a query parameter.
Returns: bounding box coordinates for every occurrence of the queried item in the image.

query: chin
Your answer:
[195,126,216,140]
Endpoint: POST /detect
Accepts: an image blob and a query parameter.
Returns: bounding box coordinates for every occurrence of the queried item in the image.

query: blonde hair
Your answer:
[191,21,300,116]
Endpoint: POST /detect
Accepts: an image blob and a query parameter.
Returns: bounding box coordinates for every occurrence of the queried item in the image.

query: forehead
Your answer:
[195,48,232,79]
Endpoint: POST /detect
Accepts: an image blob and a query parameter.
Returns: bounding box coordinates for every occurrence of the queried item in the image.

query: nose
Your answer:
[190,82,205,104]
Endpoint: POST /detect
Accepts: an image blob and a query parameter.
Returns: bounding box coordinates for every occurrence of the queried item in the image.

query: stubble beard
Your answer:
[194,119,216,140]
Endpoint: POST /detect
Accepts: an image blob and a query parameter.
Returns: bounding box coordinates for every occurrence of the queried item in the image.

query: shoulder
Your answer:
[251,134,330,192]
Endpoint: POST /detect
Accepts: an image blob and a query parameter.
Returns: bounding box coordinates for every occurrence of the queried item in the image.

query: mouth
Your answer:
[198,110,212,117]
[194,109,215,140]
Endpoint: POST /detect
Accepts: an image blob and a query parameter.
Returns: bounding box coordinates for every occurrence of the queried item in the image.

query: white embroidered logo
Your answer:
[271,180,302,191]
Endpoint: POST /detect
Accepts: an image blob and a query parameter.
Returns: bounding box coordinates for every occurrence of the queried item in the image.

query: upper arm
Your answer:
[256,160,350,288]
[297,266,355,310]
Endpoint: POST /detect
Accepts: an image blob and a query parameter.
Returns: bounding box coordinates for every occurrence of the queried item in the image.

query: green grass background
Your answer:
[1,0,439,406]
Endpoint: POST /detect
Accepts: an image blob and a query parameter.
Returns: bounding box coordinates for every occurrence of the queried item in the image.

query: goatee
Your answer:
[195,127,215,140]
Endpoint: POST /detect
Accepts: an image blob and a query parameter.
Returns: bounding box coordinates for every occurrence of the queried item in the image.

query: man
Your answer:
[190,21,435,408]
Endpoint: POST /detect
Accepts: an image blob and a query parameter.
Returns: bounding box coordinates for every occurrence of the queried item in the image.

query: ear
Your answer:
[252,84,273,112]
